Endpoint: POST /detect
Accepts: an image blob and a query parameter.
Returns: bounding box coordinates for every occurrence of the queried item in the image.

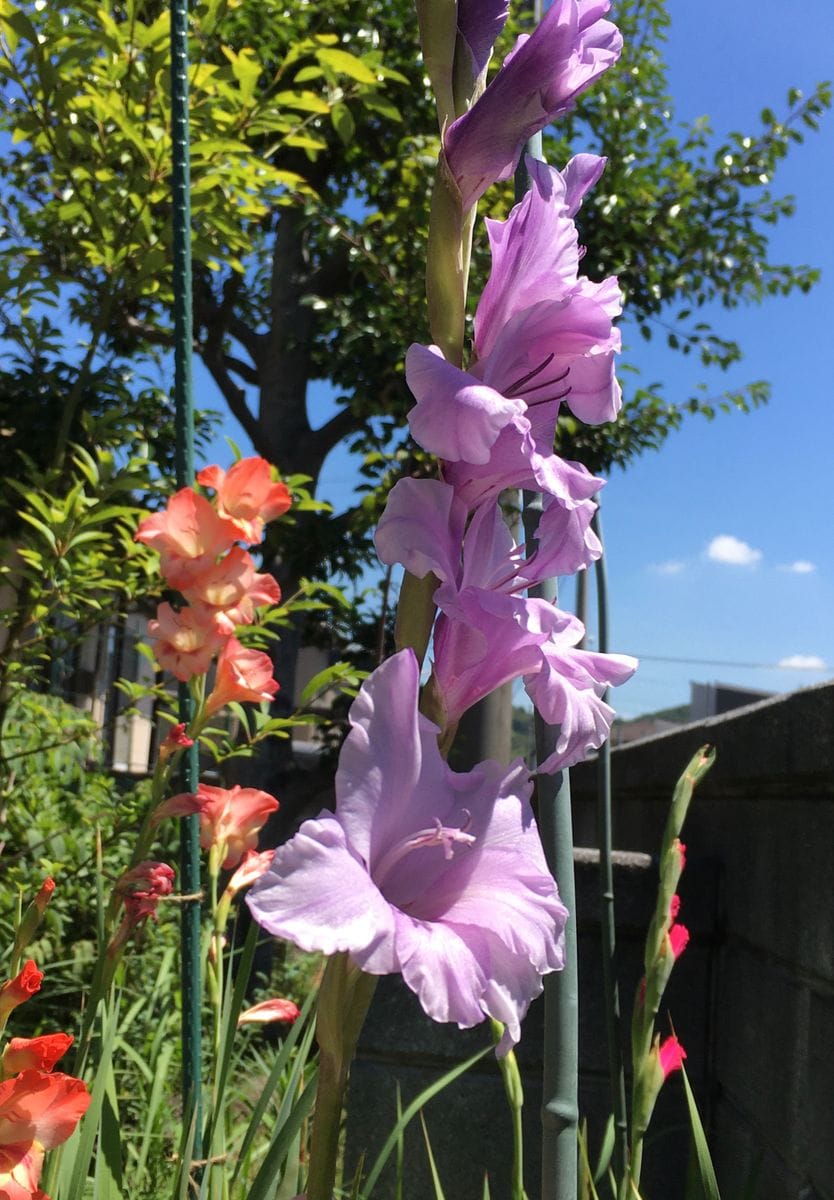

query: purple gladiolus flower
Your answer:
[375,479,637,762]
[444,0,622,210]
[406,157,621,504]
[247,650,568,1052]
[457,0,510,80]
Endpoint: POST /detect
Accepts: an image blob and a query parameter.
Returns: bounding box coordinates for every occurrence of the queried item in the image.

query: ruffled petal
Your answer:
[375,478,466,583]
[247,817,398,969]
[406,344,525,464]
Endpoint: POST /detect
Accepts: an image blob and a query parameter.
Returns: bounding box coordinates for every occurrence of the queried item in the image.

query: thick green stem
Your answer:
[306,955,377,1200]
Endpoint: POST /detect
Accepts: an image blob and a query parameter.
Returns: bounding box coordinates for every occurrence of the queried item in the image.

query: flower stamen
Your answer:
[373,813,476,888]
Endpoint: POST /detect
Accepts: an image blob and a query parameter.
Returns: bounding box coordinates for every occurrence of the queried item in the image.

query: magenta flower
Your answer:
[444,0,622,210]
[248,650,567,1052]
[658,1034,686,1079]
[375,479,636,766]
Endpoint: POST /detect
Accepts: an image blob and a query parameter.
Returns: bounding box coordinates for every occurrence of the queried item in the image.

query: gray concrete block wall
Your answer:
[570,681,834,1200]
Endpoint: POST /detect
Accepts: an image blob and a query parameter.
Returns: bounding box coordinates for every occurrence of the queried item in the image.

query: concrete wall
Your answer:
[570,680,834,1200]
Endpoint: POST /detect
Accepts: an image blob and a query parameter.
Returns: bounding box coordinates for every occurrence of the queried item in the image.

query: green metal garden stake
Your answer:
[170,0,203,1155]
[591,507,629,1181]
[516,96,579,1196]
[522,479,579,1200]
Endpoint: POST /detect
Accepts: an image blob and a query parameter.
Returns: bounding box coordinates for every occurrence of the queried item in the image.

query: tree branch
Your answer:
[302,405,363,466]
[224,353,259,387]
[202,350,263,454]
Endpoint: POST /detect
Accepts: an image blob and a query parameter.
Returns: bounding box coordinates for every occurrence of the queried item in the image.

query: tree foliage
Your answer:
[0,0,828,566]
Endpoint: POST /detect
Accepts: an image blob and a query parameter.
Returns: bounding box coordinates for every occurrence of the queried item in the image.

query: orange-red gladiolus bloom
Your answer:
[1,1035,73,1078]
[148,602,229,682]
[0,1069,90,1198]
[135,488,236,590]
[204,637,278,716]
[0,963,43,1019]
[154,784,279,869]
[197,458,291,544]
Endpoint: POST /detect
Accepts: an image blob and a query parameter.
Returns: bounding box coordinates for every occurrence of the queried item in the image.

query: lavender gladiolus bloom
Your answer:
[375,479,637,761]
[406,157,622,498]
[247,650,568,1052]
[444,0,622,210]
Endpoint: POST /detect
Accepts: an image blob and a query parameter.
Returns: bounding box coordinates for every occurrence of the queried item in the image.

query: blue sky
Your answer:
[200,0,834,719]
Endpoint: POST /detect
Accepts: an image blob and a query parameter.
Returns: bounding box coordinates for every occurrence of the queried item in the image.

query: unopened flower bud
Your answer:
[12,878,55,958]
[0,960,43,1017]
[237,997,300,1026]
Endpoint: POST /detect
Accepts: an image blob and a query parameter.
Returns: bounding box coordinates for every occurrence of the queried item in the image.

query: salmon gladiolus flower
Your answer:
[2,1034,73,1077]
[154,785,279,869]
[148,602,228,682]
[182,546,281,633]
[0,1068,90,1197]
[114,861,175,928]
[0,962,43,1019]
[197,458,291,544]
[135,488,237,590]
[204,637,279,716]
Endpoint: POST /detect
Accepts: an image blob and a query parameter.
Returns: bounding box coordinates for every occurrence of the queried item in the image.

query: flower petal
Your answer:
[406,344,525,464]
[247,818,397,968]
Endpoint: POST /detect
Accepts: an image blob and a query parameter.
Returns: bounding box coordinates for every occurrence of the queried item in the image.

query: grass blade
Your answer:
[243,1068,318,1200]
[419,1111,447,1200]
[230,984,317,1186]
[681,1064,721,1200]
[359,1045,491,1198]
[593,1114,615,1185]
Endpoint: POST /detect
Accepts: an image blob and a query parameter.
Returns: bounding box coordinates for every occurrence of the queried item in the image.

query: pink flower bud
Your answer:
[658,1035,686,1079]
[226,849,275,896]
[159,723,194,763]
[668,923,689,960]
[237,998,300,1026]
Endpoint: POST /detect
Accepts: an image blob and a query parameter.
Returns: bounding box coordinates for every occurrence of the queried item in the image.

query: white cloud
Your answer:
[649,560,686,575]
[777,654,827,671]
[779,560,816,574]
[706,534,762,567]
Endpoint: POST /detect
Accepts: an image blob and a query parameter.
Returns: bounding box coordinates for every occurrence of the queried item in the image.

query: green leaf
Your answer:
[331,101,356,145]
[316,47,378,83]
[419,1111,447,1200]
[359,1046,492,1197]
[681,1063,721,1200]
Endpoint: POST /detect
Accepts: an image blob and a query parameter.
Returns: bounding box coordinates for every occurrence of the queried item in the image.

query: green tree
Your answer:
[2,0,827,527]
[0,0,828,766]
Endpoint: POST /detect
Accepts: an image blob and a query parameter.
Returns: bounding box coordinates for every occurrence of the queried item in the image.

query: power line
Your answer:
[631,653,829,671]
